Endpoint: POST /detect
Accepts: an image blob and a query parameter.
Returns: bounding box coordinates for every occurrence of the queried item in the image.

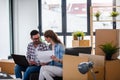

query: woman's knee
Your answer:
[41,66,46,71]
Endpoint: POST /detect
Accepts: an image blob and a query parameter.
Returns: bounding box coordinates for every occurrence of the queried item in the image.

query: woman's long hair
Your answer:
[44,30,62,44]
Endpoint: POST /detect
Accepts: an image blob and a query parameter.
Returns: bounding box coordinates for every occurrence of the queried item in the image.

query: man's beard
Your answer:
[33,41,40,45]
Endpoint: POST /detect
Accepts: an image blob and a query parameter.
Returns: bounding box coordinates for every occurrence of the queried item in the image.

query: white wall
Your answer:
[0,0,10,59]
[13,0,38,55]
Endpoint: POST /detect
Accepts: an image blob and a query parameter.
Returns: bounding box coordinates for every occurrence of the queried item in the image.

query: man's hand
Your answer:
[29,61,37,65]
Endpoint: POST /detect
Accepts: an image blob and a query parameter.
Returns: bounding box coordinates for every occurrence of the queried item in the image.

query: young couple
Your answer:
[14,29,65,80]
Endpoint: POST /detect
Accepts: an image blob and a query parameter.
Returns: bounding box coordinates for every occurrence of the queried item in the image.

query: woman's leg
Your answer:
[39,65,62,80]
[39,66,46,80]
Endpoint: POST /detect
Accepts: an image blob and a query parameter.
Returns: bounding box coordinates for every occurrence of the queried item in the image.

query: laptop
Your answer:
[11,54,29,66]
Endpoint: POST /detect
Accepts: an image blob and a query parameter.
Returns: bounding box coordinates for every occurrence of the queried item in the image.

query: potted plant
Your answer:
[99,42,119,60]
[94,11,101,21]
[110,11,119,21]
[72,31,78,40]
[73,31,85,40]
[110,11,119,17]
[80,31,85,40]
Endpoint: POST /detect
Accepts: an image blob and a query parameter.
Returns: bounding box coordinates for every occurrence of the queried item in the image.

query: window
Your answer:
[92,0,113,31]
[116,0,120,29]
[67,0,87,32]
[11,0,115,56]
[42,0,62,32]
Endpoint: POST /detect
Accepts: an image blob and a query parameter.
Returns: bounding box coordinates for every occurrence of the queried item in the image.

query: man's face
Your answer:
[31,34,40,44]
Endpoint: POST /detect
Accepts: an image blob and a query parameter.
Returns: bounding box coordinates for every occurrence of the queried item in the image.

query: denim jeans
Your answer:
[14,65,40,80]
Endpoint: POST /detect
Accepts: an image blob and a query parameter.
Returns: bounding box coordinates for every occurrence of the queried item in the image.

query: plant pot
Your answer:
[113,17,116,22]
[73,35,77,40]
[82,36,84,40]
[77,37,82,40]
[96,17,99,21]
[106,55,112,60]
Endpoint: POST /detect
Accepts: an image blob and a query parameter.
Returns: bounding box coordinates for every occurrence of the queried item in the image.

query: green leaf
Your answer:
[99,42,119,56]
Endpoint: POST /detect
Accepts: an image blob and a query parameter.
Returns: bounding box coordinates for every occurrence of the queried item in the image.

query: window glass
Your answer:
[42,0,62,32]
[116,0,120,29]
[67,0,87,32]
[66,36,73,48]
[92,0,113,31]
[117,22,120,29]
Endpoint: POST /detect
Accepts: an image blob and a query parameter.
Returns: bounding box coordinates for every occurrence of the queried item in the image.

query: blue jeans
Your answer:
[14,65,40,80]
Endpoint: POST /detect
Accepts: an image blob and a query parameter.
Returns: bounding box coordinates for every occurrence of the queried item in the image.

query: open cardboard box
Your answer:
[63,54,105,80]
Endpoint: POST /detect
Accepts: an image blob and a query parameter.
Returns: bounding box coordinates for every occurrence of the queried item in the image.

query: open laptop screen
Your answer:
[11,54,29,66]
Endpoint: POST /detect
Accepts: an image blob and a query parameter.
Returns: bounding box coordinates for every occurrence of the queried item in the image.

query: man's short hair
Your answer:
[30,30,39,37]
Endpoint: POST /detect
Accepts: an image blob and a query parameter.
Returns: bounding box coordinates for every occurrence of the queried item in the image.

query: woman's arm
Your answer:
[51,44,65,64]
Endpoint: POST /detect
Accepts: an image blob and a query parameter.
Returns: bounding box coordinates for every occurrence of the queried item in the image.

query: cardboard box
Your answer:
[72,40,90,47]
[63,54,105,80]
[79,54,105,80]
[105,60,120,80]
[0,59,15,74]
[95,29,120,59]
[63,55,88,80]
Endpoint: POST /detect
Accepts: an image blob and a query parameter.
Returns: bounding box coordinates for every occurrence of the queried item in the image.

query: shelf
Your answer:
[93,20,120,22]
[91,6,120,80]
[91,6,120,8]
[90,6,120,53]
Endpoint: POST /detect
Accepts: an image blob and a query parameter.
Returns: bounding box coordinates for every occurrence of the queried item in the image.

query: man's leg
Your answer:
[14,65,27,79]
[23,66,40,80]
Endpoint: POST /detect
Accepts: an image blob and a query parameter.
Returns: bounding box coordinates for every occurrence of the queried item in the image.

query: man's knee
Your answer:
[14,65,20,71]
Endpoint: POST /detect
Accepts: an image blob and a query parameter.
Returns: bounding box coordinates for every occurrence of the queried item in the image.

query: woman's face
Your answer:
[45,37,51,43]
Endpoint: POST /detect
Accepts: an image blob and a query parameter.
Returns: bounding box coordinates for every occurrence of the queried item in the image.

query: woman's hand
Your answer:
[51,55,61,63]
[40,62,49,66]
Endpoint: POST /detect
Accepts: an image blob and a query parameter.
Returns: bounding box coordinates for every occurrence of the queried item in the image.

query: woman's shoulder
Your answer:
[56,43,65,49]
[56,43,63,46]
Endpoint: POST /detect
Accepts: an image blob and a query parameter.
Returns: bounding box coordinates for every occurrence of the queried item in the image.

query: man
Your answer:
[14,30,49,80]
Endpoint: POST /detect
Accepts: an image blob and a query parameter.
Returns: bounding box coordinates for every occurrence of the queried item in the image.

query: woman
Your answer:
[39,30,65,80]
